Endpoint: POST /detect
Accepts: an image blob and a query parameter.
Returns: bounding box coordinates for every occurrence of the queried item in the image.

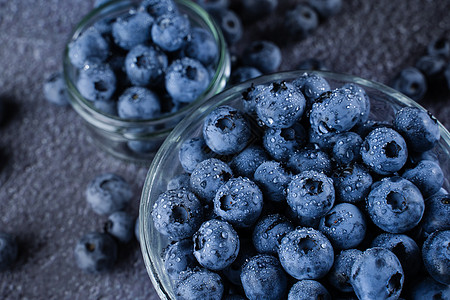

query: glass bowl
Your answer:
[139,70,450,299]
[63,0,230,164]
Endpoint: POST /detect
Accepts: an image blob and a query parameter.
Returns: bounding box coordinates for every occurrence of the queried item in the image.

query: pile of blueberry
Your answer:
[151,72,449,299]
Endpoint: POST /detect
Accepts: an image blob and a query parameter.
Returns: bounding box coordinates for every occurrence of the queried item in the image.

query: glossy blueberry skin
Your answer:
[124,44,168,87]
[293,72,331,104]
[242,40,282,74]
[74,232,118,273]
[391,67,427,101]
[427,36,450,58]
[254,161,291,204]
[288,280,331,300]
[151,13,190,52]
[256,81,306,129]
[278,227,334,280]
[341,83,371,124]
[402,159,444,198]
[327,249,363,292]
[212,9,243,45]
[319,203,366,249]
[151,188,204,240]
[287,148,332,175]
[203,105,252,155]
[179,137,213,173]
[360,127,408,175]
[167,173,191,191]
[76,64,116,102]
[140,0,178,18]
[371,233,421,278]
[366,176,425,233]
[184,27,218,66]
[252,214,294,255]
[421,194,450,234]
[230,66,262,84]
[86,173,133,215]
[68,27,109,69]
[43,72,69,106]
[163,239,197,281]
[241,254,288,300]
[411,276,450,300]
[190,158,233,204]
[394,106,440,153]
[0,232,18,271]
[284,4,319,39]
[213,177,263,228]
[310,87,362,135]
[422,230,450,285]
[112,11,154,50]
[263,123,307,161]
[331,132,363,166]
[287,170,335,219]
[175,268,224,300]
[307,0,343,18]
[332,163,373,204]
[117,86,161,120]
[229,145,269,179]
[165,57,210,104]
[350,247,404,300]
[104,211,135,243]
[193,219,239,270]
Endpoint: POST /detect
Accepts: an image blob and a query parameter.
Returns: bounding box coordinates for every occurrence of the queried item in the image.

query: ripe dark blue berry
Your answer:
[74,232,118,273]
[288,279,331,300]
[242,40,282,74]
[391,67,427,101]
[422,230,450,285]
[104,211,135,243]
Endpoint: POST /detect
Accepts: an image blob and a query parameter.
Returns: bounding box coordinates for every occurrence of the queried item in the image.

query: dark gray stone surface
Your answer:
[0,0,448,299]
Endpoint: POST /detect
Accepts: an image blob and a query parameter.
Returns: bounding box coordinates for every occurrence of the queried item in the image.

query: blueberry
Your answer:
[341,83,371,123]
[203,105,252,155]
[331,132,363,166]
[350,247,404,300]
[252,214,294,255]
[366,176,425,233]
[190,158,233,204]
[167,173,191,191]
[230,66,262,84]
[76,64,116,102]
[360,127,408,175]
[391,67,427,101]
[241,254,288,300]
[240,83,268,115]
[151,13,190,52]
[213,177,263,228]
[327,249,363,292]
[242,40,282,74]
[394,106,440,153]
[283,4,319,39]
[86,173,133,215]
[104,211,135,243]
[240,0,278,20]
[415,55,447,78]
[193,219,239,270]
[287,170,335,219]
[184,27,218,66]
[165,57,210,104]
[371,233,421,278]
[112,11,153,50]
[229,145,269,179]
[139,0,178,18]
[74,232,118,273]
[263,123,307,161]
[292,72,331,104]
[254,161,291,203]
[211,9,243,45]
[179,137,213,173]
[278,227,334,280]
[410,277,450,300]
[402,159,444,198]
[117,86,161,120]
[332,163,373,204]
[0,232,18,271]
[427,36,450,58]
[422,230,450,285]
[296,58,327,71]
[175,268,224,300]
[319,203,366,249]
[287,280,331,300]
[92,99,117,115]
[163,239,197,281]
[68,26,109,69]
[421,194,450,234]
[287,148,332,176]
[256,81,306,129]
[124,44,168,87]
[151,188,204,240]
[43,71,69,106]
[307,0,343,18]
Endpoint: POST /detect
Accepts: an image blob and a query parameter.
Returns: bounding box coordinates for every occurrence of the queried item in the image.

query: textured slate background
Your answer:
[0,0,449,299]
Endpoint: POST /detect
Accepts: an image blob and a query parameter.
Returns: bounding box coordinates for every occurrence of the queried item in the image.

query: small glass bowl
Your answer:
[139,70,450,299]
[63,0,230,163]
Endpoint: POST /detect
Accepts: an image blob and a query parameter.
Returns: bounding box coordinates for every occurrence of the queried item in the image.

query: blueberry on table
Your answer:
[283,4,319,39]
[193,219,239,270]
[240,254,288,300]
[421,193,450,234]
[327,249,363,292]
[427,36,450,58]
[68,26,109,69]
[402,159,444,198]
[183,27,219,66]
[179,137,213,174]
[104,211,135,243]
[410,276,450,300]
[74,232,118,273]
[139,0,178,18]
[76,64,117,102]
[350,247,404,300]
[366,176,425,233]
[117,86,161,120]
[252,214,294,255]
[211,9,243,45]
[415,55,446,78]
[86,173,133,215]
[229,145,269,179]
[390,67,427,101]
[175,268,224,300]
[112,11,154,50]
[332,163,373,204]
[422,230,450,285]
[287,279,331,300]
[151,13,190,52]
[254,161,291,203]
[229,66,262,84]
[43,71,69,106]
[0,232,18,271]
[263,123,307,161]
[163,239,197,281]
[242,40,282,74]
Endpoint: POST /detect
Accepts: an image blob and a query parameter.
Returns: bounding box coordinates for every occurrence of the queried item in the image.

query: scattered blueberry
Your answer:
[74,232,118,273]
[104,211,135,243]
[415,55,447,78]
[43,71,70,106]
[0,232,18,271]
[427,36,450,58]
[242,40,282,74]
[391,67,427,101]
[287,279,331,300]
[307,0,343,18]
[283,3,319,39]
[211,9,243,45]
[422,230,450,285]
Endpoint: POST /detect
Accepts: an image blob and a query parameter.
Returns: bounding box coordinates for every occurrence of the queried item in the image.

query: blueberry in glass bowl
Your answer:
[63,0,230,163]
[139,70,450,299]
